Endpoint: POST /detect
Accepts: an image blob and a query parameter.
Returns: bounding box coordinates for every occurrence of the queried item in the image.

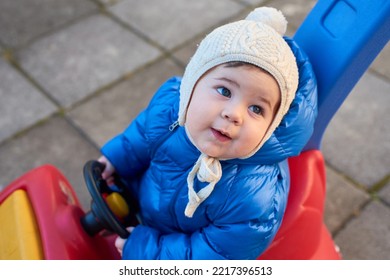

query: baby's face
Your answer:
[185,63,280,159]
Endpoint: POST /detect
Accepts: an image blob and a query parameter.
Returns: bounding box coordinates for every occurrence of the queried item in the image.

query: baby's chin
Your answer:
[200,147,248,160]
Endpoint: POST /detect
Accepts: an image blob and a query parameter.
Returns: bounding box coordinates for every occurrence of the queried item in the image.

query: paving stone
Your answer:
[0,0,98,48]
[97,0,123,6]
[109,0,244,50]
[0,58,57,143]
[173,35,206,67]
[170,8,247,66]
[324,166,370,234]
[322,72,390,188]
[379,181,390,206]
[16,14,161,108]
[334,201,390,259]
[68,59,183,147]
[268,0,317,31]
[0,116,99,210]
[238,0,268,6]
[371,43,390,80]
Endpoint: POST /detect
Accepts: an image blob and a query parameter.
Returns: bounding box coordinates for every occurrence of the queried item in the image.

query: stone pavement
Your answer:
[0,0,389,259]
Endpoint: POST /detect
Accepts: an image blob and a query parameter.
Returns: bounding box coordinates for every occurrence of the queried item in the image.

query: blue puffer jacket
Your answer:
[101,38,317,260]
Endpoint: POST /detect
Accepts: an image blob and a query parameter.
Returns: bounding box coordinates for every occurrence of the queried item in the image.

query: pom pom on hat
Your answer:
[246,7,288,35]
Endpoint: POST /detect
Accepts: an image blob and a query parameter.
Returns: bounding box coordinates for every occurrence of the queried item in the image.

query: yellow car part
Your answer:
[0,190,43,259]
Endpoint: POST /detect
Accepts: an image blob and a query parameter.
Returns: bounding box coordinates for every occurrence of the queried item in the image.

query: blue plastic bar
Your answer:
[294,0,390,150]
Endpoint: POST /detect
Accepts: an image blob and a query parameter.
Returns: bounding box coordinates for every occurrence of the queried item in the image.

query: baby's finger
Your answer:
[115,236,126,256]
[106,176,115,186]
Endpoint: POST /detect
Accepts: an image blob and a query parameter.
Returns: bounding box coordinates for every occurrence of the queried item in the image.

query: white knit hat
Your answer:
[180,7,299,217]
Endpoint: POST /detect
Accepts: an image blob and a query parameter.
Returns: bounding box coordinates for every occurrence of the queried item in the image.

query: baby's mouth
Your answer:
[211,128,232,142]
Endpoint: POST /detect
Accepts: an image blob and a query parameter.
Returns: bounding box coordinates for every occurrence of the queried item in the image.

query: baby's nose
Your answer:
[222,104,243,125]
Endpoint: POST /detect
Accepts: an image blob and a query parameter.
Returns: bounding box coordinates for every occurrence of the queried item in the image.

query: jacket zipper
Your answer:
[168,120,180,132]
[150,120,179,158]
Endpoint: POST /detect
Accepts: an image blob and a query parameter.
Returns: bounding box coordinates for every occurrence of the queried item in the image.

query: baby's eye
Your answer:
[216,87,231,98]
[249,105,263,115]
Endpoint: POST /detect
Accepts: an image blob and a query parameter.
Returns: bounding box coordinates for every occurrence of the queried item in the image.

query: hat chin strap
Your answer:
[182,123,262,218]
[185,153,222,217]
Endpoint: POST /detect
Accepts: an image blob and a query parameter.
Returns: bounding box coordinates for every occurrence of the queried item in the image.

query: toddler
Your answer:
[99,7,317,259]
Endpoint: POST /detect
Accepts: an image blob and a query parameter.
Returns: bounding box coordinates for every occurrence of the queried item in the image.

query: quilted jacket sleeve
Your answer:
[101,110,150,180]
[101,77,181,180]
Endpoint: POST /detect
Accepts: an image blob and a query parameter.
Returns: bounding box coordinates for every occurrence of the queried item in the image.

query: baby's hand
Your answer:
[115,227,134,256]
[98,156,116,184]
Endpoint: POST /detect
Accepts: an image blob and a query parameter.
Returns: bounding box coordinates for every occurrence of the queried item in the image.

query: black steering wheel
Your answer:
[80,160,139,239]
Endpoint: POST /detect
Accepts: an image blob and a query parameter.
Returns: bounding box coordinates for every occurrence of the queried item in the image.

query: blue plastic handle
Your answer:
[294,0,390,150]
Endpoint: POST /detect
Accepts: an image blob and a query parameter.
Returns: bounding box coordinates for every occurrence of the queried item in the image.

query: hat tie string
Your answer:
[184,154,222,217]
